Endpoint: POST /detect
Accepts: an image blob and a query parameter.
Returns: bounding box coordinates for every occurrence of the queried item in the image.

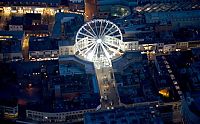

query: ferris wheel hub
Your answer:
[96,39,102,43]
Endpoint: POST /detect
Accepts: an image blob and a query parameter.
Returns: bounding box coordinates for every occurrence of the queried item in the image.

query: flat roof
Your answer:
[0,31,24,39]
[29,37,59,51]
[0,31,24,53]
[52,13,83,38]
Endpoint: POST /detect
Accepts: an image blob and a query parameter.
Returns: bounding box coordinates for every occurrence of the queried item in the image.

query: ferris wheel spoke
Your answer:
[91,43,98,56]
[101,41,113,51]
[94,20,99,37]
[84,43,96,55]
[76,37,88,43]
[102,25,115,37]
[102,41,117,53]
[100,22,108,37]
[100,43,111,60]
[82,27,96,38]
[101,42,115,54]
[103,39,119,49]
[76,37,82,40]
[87,37,96,40]
[111,34,122,39]
[87,23,98,37]
[99,20,103,37]
[105,29,119,36]
[102,41,120,54]
[78,32,95,39]
[86,43,98,60]
[76,38,85,43]
[80,42,94,50]
[96,45,99,57]
[87,38,96,43]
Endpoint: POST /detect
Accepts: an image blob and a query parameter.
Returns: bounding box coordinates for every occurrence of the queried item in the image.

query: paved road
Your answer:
[95,67,121,110]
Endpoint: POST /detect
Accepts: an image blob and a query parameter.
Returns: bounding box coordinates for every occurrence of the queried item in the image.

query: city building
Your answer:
[0,31,25,61]
[170,48,200,124]
[0,59,100,123]
[136,2,200,14]
[7,16,24,31]
[154,49,200,124]
[0,102,18,119]
[95,0,132,19]
[0,105,18,119]
[26,109,95,123]
[84,106,164,124]
[182,93,200,124]
[26,72,100,122]
[112,51,144,73]
[0,0,62,7]
[157,102,182,123]
[112,51,159,104]
[138,0,194,5]
[25,60,100,123]
[1,0,200,123]
[58,40,75,56]
[68,0,84,13]
[85,0,133,20]
[6,14,50,37]
[85,0,96,20]
[59,55,96,75]
[29,37,59,61]
[145,10,200,30]
[52,13,84,39]
[121,40,139,51]
[120,22,200,54]
[154,55,181,100]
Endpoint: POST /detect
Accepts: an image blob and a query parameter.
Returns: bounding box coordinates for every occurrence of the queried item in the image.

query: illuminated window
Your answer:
[0,35,13,39]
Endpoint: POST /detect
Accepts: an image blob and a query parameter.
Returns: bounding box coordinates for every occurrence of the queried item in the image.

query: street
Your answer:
[95,67,121,110]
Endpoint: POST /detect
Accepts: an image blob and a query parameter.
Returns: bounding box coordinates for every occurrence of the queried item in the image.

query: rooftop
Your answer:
[0,31,24,40]
[113,51,159,104]
[137,2,200,13]
[0,0,63,6]
[52,13,84,38]
[29,37,59,51]
[0,31,24,53]
[58,40,75,46]
[8,16,24,25]
[84,106,163,124]
[0,60,99,112]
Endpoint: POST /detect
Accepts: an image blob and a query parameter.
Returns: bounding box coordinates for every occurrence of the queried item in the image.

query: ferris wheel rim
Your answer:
[75,19,123,42]
[75,19,123,66]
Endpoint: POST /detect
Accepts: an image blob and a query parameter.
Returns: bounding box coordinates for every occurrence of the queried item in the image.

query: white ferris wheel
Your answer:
[75,19,123,68]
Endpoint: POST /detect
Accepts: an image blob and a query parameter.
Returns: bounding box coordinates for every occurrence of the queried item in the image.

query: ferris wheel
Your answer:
[75,19,123,68]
